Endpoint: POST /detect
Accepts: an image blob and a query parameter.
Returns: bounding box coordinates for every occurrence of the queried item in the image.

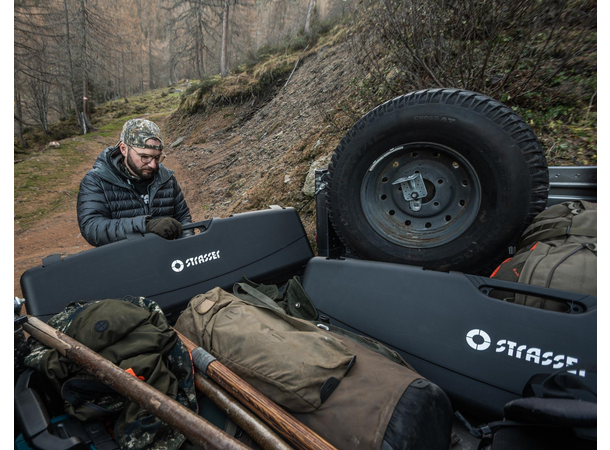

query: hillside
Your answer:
[163,30,360,242]
[14,21,596,297]
[13,28,352,296]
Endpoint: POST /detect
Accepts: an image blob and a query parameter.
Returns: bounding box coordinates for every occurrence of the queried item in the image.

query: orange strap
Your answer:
[125,367,145,381]
[490,257,512,278]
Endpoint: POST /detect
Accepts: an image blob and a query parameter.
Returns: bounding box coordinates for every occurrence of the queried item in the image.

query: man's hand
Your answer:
[146,217,183,240]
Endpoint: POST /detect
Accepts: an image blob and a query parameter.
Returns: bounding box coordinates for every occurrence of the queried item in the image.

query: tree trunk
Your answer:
[58,88,68,120]
[196,5,204,78]
[80,0,93,130]
[304,0,315,35]
[168,22,175,85]
[195,35,201,79]
[137,0,145,92]
[82,76,92,132]
[121,50,127,101]
[148,32,154,89]
[64,0,82,130]
[14,84,27,147]
[220,0,229,77]
[140,53,145,92]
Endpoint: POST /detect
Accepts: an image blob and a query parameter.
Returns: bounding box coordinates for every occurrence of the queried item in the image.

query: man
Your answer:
[77,118,193,247]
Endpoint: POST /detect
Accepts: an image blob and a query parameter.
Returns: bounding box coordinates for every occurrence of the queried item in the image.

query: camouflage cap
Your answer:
[119,118,164,150]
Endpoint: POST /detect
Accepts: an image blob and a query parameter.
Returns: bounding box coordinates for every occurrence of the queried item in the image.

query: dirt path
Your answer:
[13,116,201,298]
[14,43,356,298]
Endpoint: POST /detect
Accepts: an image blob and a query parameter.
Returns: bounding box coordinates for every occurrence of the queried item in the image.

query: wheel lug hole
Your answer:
[382,177,389,183]
[411,152,418,157]
[438,179,444,184]
[459,200,465,206]
[445,215,452,222]
[452,162,459,169]
[433,152,440,158]
[414,170,420,174]
[462,180,468,186]
[425,222,432,228]
[405,220,411,226]
[381,194,387,200]
[389,210,396,216]
[434,201,440,207]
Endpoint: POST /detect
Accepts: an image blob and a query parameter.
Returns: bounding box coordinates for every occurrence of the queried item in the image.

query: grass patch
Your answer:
[181,77,222,98]
[93,115,143,138]
[15,83,188,158]
[172,21,348,120]
[174,61,295,117]
[14,142,89,228]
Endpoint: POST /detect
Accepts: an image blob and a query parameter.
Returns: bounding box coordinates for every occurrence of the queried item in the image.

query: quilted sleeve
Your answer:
[171,176,194,237]
[77,173,147,246]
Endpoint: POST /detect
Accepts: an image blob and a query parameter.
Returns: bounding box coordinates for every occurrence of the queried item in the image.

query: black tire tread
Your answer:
[326,88,549,274]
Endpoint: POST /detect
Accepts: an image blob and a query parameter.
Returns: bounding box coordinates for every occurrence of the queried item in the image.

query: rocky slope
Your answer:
[164,37,364,245]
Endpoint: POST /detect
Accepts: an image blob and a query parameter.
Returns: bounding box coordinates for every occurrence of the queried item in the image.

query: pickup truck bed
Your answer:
[15,166,596,450]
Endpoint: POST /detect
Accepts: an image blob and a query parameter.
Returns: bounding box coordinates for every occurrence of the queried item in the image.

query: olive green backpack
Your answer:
[490,200,596,311]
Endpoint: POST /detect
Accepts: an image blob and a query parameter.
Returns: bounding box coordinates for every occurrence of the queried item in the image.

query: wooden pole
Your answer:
[194,374,293,450]
[176,331,338,450]
[23,316,249,450]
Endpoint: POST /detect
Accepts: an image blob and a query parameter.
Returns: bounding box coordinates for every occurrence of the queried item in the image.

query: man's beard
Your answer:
[126,150,158,180]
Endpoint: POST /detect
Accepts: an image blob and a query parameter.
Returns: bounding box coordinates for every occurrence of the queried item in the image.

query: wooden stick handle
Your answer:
[23,316,249,450]
[176,330,338,450]
[194,374,294,450]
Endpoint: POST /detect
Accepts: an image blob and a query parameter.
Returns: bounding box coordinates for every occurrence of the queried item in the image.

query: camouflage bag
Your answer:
[490,201,596,310]
[24,297,197,450]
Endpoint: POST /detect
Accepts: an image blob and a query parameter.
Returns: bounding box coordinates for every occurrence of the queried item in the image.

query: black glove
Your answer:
[146,217,183,240]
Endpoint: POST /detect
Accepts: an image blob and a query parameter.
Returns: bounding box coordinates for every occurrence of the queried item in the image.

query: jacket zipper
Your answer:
[127,175,169,215]
[126,179,151,214]
[145,183,152,215]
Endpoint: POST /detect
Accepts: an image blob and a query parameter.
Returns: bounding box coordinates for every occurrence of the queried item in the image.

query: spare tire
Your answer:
[327,89,549,274]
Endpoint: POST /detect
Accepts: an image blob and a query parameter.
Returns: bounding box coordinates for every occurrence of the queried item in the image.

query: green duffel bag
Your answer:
[175,282,453,450]
[174,287,356,413]
[490,200,596,311]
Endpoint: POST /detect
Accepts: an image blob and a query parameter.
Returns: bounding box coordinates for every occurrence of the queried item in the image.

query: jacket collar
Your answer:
[91,146,173,188]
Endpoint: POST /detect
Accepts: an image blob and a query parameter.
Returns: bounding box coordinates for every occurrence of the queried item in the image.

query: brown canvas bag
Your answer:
[174,287,356,413]
[292,332,422,450]
[175,287,434,450]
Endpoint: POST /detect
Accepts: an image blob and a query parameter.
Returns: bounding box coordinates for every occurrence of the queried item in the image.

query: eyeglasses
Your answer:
[128,146,166,164]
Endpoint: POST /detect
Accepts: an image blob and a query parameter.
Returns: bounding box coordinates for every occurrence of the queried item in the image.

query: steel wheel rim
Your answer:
[360,142,482,248]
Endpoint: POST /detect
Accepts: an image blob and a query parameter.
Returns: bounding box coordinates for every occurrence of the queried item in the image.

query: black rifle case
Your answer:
[21,207,313,323]
[301,257,596,418]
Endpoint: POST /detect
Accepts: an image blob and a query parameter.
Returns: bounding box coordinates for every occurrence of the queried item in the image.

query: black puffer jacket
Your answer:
[77,146,193,247]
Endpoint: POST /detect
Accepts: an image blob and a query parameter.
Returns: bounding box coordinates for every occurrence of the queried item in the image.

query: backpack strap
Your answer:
[234,277,319,321]
[518,227,597,251]
[233,281,286,313]
[454,410,552,440]
[522,364,597,399]
[457,364,598,448]
[503,397,596,428]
